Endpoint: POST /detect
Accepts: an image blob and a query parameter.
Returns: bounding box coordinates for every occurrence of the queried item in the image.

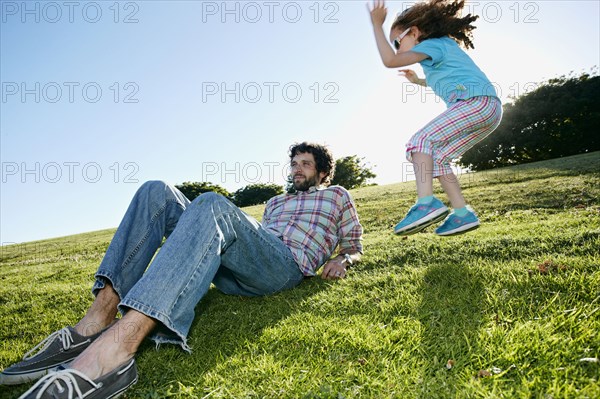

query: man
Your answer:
[2,142,363,399]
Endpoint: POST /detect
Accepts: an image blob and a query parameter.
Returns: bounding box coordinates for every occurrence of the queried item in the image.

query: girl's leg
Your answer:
[429,97,502,235]
[394,151,449,235]
[412,152,434,199]
[437,173,466,209]
[396,96,502,235]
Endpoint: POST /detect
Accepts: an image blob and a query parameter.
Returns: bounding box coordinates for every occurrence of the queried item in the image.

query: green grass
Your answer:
[1,152,599,399]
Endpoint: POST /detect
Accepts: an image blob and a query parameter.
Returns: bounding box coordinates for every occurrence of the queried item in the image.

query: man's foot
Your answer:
[17,359,138,399]
[435,207,480,236]
[0,327,103,385]
[394,198,449,235]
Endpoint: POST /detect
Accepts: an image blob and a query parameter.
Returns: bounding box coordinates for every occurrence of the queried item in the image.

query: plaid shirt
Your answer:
[262,185,363,276]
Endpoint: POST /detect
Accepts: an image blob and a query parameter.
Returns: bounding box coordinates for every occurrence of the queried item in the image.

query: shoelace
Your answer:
[23,328,74,360]
[20,368,100,399]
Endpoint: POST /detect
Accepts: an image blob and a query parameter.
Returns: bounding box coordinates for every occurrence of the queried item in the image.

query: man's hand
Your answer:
[321,258,347,280]
[367,0,387,27]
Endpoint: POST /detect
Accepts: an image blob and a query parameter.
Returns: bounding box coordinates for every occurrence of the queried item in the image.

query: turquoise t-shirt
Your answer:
[411,37,498,106]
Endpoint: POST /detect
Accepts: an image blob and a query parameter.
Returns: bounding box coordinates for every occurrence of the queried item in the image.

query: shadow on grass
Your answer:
[416,262,485,397]
[0,278,326,399]
[126,277,328,397]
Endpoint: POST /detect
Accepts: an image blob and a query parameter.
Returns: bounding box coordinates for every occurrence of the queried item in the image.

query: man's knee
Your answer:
[138,180,169,194]
[134,181,188,208]
[192,191,229,205]
[138,180,186,201]
[188,192,236,221]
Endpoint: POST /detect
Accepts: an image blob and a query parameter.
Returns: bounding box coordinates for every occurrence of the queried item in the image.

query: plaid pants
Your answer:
[406,96,503,177]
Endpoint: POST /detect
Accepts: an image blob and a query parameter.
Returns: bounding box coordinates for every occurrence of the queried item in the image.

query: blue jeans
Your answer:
[92,181,304,352]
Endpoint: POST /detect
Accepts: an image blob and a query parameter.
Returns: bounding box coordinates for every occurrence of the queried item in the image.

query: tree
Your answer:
[331,155,376,190]
[175,181,231,202]
[459,69,600,170]
[233,183,284,207]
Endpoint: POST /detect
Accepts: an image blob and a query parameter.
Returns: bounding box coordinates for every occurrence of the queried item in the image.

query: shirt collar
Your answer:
[291,185,326,195]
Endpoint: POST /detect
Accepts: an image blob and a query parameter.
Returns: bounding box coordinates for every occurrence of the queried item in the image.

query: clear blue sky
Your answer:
[1,0,599,244]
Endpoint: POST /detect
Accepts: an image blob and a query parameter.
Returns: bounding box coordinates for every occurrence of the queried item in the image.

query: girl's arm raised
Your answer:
[368,1,428,68]
[371,24,427,67]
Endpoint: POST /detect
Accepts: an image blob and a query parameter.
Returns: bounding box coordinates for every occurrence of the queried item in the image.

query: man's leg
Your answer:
[74,283,120,337]
[114,191,303,350]
[74,190,301,378]
[211,202,304,298]
[70,310,156,380]
[17,190,303,398]
[71,180,191,374]
[81,179,191,336]
[0,181,189,385]
[91,180,190,307]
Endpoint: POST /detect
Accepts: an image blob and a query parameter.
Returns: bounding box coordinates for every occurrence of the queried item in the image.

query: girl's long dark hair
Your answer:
[392,0,479,49]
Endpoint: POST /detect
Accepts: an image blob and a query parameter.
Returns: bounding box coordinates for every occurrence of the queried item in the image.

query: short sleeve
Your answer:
[411,38,445,66]
[336,189,363,254]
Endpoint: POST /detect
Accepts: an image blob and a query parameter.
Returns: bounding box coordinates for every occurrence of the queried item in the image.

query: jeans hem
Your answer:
[92,271,123,302]
[119,298,192,354]
[149,333,192,354]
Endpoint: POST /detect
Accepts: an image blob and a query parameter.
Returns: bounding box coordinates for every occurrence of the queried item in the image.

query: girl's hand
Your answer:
[398,69,420,84]
[367,0,387,26]
[368,1,428,68]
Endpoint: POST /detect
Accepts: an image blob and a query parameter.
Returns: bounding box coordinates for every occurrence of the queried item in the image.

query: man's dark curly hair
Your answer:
[289,142,335,186]
[392,0,479,49]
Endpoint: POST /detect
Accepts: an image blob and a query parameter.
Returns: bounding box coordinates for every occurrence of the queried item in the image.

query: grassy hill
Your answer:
[1,152,599,399]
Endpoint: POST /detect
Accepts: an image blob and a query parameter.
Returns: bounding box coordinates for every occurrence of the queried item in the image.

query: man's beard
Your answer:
[293,174,320,191]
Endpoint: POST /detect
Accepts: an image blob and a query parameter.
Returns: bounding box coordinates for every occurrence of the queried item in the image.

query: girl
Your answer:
[368,0,503,236]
